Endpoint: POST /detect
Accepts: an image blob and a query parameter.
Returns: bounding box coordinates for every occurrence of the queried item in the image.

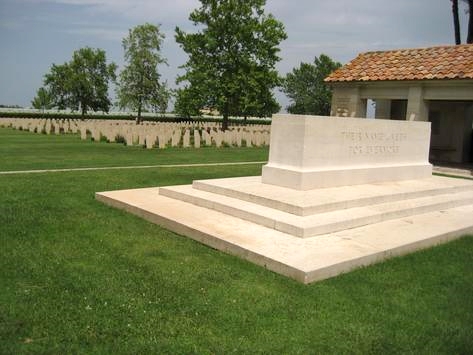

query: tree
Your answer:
[281,54,341,116]
[451,0,473,43]
[466,0,473,43]
[175,0,287,130]
[174,86,205,119]
[150,83,172,115]
[43,63,72,110]
[31,87,53,112]
[452,0,461,44]
[43,47,116,118]
[117,23,170,123]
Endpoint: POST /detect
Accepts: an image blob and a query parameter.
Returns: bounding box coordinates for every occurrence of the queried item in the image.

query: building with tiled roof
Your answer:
[325,44,473,82]
[325,44,473,164]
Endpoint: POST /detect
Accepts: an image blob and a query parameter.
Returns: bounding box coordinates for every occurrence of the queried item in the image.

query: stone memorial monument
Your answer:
[262,115,432,189]
[97,114,473,283]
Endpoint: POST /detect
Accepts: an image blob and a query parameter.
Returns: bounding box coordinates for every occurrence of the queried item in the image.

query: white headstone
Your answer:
[45,120,52,134]
[204,130,212,146]
[54,121,61,135]
[194,130,201,148]
[214,131,223,147]
[146,134,156,149]
[236,130,242,147]
[92,127,101,142]
[171,130,181,147]
[79,127,87,140]
[125,132,133,146]
[183,129,190,148]
[138,129,146,146]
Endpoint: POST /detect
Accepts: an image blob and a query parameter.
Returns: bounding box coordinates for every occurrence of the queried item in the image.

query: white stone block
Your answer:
[262,114,432,190]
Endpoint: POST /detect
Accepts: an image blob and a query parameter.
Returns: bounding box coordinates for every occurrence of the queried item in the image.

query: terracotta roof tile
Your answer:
[325,44,473,82]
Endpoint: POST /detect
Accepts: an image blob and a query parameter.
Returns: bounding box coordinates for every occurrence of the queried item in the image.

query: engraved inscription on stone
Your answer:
[341,130,407,156]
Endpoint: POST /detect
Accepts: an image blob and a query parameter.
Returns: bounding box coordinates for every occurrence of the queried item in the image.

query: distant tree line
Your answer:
[31,0,342,127]
[0,104,23,109]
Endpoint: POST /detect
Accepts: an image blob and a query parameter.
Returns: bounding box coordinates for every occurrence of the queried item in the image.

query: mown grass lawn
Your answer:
[1,127,472,354]
[0,127,268,171]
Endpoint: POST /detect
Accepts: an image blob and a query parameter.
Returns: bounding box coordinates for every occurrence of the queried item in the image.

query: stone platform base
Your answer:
[96,175,473,284]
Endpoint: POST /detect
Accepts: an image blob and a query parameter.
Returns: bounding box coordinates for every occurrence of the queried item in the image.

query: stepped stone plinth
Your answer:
[96,114,473,283]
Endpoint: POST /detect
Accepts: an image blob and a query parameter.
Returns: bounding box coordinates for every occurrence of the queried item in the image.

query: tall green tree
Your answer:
[173,86,205,119]
[43,47,116,118]
[282,54,341,116]
[117,23,170,123]
[149,83,172,115]
[43,63,72,110]
[31,87,53,112]
[175,0,287,130]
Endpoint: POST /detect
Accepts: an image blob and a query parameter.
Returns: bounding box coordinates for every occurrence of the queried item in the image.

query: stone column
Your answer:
[406,86,428,121]
[330,87,367,118]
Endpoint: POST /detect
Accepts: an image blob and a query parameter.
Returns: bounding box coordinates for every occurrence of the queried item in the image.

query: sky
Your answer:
[0,0,470,111]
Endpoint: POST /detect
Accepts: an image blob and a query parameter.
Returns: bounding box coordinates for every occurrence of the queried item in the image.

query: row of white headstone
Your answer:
[1,118,81,135]
[0,118,271,148]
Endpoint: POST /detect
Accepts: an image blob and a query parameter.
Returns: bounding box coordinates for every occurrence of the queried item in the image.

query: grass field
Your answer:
[0,128,268,171]
[1,127,473,354]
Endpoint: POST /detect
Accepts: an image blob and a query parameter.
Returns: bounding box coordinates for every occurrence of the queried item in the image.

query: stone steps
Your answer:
[192,176,473,216]
[159,181,473,238]
[96,185,473,284]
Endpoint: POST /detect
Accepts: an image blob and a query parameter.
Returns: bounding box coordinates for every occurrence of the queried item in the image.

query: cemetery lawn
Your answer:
[0,128,268,171]
[1,128,473,354]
